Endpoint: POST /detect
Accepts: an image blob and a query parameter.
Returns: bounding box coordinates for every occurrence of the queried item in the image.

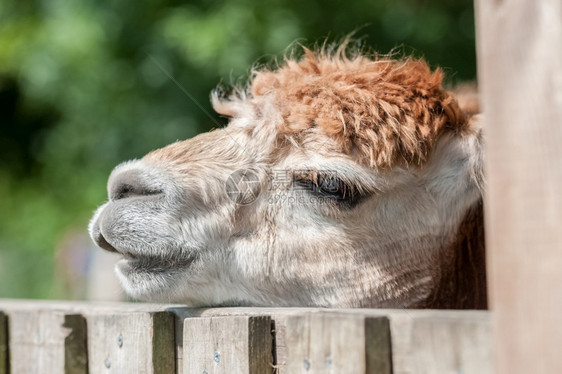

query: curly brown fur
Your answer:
[218,48,468,169]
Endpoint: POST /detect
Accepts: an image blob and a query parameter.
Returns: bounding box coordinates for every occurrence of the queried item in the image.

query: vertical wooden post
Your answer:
[0,312,7,374]
[475,1,562,373]
[284,313,392,374]
[183,315,273,374]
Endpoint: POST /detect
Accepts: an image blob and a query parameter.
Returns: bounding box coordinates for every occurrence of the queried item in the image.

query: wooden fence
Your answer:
[0,300,491,374]
[0,1,560,374]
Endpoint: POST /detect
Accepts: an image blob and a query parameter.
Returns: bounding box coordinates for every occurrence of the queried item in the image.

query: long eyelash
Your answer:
[293,172,360,200]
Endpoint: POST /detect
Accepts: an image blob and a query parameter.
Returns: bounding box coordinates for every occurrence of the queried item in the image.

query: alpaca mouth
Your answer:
[95,232,120,254]
[95,232,195,273]
[117,253,196,274]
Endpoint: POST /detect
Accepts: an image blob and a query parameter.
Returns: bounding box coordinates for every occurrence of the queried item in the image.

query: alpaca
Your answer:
[89,47,486,309]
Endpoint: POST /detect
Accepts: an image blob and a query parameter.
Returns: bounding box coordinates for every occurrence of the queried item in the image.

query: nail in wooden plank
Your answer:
[285,313,392,374]
[183,315,273,374]
[87,311,175,374]
[8,311,87,374]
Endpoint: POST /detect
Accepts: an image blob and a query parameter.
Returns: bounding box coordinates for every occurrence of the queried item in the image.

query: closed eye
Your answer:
[293,173,364,208]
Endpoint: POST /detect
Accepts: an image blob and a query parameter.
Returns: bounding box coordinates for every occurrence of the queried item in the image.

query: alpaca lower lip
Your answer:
[117,253,196,273]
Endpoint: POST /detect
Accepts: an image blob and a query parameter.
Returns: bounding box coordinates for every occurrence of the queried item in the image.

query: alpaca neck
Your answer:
[426,200,488,309]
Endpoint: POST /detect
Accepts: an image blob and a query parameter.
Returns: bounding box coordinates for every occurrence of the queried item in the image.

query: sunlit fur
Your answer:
[89,47,486,308]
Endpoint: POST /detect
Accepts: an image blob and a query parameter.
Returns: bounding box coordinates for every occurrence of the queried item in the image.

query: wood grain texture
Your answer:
[0,312,7,374]
[0,300,181,373]
[0,302,493,373]
[170,306,308,373]
[87,311,175,374]
[284,313,392,374]
[475,0,562,373]
[371,310,492,374]
[8,311,87,374]
[183,315,273,374]
[408,314,491,374]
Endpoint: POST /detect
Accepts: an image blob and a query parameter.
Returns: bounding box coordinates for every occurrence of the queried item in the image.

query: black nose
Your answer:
[108,169,163,200]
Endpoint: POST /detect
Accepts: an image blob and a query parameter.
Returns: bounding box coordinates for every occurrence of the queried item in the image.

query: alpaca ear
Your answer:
[450,83,480,117]
[424,85,484,202]
[450,84,484,191]
[450,83,483,136]
[211,89,251,118]
[423,111,484,212]
[467,113,484,190]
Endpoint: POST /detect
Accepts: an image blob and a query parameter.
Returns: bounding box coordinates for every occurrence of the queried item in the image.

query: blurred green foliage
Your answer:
[0,0,475,299]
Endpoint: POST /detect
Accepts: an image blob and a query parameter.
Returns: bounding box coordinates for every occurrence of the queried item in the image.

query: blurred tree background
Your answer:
[0,0,476,299]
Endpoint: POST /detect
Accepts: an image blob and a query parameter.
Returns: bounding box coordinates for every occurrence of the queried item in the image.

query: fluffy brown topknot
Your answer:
[247,48,467,168]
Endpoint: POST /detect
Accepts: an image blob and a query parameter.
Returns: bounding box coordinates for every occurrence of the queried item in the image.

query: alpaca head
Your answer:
[89,48,485,308]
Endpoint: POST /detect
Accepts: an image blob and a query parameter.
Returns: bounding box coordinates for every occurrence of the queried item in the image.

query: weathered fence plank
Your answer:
[87,311,175,374]
[8,311,87,374]
[475,0,562,373]
[183,316,273,374]
[365,310,492,374]
[285,313,392,374]
[169,307,312,373]
[0,312,8,374]
[409,314,492,374]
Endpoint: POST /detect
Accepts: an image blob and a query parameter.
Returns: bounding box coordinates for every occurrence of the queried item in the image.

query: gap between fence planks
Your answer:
[0,312,7,374]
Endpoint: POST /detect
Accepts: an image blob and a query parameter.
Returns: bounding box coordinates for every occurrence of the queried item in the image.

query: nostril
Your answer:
[108,167,164,201]
[96,233,119,253]
[112,183,162,200]
[114,184,135,200]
